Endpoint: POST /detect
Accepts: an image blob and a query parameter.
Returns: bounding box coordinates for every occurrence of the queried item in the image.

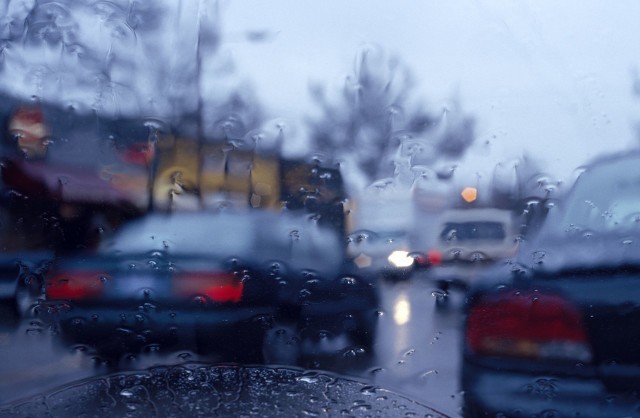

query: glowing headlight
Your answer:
[388,250,414,268]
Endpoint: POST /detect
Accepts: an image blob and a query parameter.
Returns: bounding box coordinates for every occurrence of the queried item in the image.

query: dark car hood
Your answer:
[469,232,640,293]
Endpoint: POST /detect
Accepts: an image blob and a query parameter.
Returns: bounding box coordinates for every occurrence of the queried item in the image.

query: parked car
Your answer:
[462,151,640,417]
[39,211,379,370]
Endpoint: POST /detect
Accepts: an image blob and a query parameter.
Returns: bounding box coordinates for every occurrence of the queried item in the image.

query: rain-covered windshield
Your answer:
[2,1,640,417]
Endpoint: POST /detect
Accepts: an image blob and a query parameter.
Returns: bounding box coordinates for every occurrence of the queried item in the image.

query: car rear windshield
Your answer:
[439,222,506,242]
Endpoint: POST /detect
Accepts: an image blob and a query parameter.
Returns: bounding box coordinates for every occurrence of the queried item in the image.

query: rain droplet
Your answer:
[193,296,207,305]
[370,367,386,376]
[431,289,448,301]
[340,277,357,285]
[531,251,546,263]
[360,385,376,395]
[120,389,135,397]
[25,328,42,336]
[420,370,439,379]
[343,347,366,358]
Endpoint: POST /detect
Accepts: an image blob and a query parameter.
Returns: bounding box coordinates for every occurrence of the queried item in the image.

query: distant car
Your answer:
[462,151,640,417]
[424,208,519,291]
[39,211,379,369]
[345,229,420,281]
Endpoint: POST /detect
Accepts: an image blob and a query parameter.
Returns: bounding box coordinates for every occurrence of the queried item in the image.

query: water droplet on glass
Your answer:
[420,370,439,379]
[120,389,133,398]
[340,276,357,285]
[297,376,319,384]
[343,347,366,358]
[360,385,376,395]
[25,328,42,336]
[370,367,386,376]
[431,289,448,301]
[193,296,207,305]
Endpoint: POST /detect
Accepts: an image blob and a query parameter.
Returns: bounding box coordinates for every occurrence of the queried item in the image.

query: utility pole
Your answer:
[195,0,220,210]
[195,0,206,209]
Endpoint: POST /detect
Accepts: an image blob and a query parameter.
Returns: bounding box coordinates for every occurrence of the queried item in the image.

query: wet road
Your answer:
[0,274,465,417]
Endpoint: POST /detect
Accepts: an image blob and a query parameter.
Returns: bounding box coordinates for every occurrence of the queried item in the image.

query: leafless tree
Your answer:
[307,45,475,189]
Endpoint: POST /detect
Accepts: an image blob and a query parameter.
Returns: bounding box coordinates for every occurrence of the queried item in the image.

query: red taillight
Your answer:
[466,291,592,362]
[46,271,106,300]
[117,142,155,166]
[414,249,442,268]
[174,272,243,303]
[426,249,443,266]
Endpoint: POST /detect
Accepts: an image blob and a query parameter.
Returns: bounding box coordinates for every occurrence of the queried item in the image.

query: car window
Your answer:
[551,155,640,234]
[0,1,638,417]
[440,222,506,242]
[98,213,254,257]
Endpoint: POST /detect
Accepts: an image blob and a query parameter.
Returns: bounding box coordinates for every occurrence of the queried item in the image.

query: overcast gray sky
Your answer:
[3,0,638,188]
[220,0,640,182]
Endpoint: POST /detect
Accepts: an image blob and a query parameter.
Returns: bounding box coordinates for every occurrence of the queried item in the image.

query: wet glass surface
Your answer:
[1,1,639,417]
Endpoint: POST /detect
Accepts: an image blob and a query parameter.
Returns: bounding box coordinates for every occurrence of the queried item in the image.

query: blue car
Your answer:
[40,211,379,370]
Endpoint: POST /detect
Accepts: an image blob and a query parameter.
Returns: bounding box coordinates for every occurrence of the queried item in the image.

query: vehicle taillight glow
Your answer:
[426,249,442,266]
[46,271,106,300]
[413,250,442,268]
[174,272,243,303]
[466,291,592,362]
